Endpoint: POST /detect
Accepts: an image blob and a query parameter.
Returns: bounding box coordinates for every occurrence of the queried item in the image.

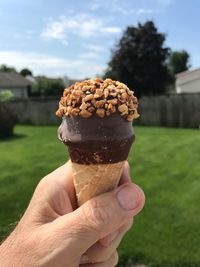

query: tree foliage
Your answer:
[0,64,17,73]
[32,76,65,96]
[167,50,190,76]
[20,68,33,77]
[104,21,171,97]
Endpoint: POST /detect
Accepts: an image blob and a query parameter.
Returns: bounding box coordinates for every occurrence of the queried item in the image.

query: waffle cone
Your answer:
[71,161,125,206]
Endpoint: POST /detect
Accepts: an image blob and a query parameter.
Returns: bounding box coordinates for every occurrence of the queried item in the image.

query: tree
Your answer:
[20,68,33,77]
[104,21,171,97]
[167,50,190,76]
[32,76,65,96]
[0,64,17,73]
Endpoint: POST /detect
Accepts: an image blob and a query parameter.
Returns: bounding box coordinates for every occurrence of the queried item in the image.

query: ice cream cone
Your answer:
[56,78,139,206]
[71,161,124,206]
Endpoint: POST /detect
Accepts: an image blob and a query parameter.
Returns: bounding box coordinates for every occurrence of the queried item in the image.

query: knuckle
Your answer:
[111,251,119,266]
[120,218,134,234]
[37,177,49,191]
[83,198,111,230]
[88,246,116,264]
[100,247,113,262]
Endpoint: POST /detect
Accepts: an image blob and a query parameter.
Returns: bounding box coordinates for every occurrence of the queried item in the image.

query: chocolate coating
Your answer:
[58,113,135,164]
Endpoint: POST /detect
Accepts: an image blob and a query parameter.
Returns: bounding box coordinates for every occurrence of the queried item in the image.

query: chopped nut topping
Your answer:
[107,99,118,105]
[84,94,93,102]
[67,106,73,113]
[79,110,92,118]
[80,102,88,110]
[71,108,80,116]
[96,108,105,118]
[95,88,103,97]
[95,100,106,108]
[118,104,128,114]
[104,89,109,98]
[88,106,95,113]
[56,78,139,121]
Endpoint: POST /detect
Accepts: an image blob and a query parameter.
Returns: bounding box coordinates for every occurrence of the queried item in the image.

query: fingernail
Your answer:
[117,185,140,210]
[80,253,89,264]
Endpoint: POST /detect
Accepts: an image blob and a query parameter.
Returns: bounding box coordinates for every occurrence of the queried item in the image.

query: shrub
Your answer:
[0,89,14,102]
[0,92,18,138]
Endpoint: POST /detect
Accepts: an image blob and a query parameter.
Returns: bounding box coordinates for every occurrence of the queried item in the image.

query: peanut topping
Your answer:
[96,108,105,118]
[56,78,139,121]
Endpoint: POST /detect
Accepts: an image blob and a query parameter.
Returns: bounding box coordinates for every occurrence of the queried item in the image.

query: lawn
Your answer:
[0,125,200,267]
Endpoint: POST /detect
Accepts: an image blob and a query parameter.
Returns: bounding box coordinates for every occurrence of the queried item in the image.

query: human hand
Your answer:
[0,161,145,267]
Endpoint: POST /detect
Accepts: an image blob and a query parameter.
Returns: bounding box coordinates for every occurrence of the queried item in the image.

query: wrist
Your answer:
[0,230,23,267]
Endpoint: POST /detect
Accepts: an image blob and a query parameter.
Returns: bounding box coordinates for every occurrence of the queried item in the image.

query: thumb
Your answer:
[58,183,145,255]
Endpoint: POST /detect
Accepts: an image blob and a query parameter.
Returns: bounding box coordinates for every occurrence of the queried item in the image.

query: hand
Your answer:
[0,161,145,267]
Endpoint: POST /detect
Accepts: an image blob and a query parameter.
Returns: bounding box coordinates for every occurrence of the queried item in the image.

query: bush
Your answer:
[0,90,14,102]
[0,102,18,138]
[32,76,65,96]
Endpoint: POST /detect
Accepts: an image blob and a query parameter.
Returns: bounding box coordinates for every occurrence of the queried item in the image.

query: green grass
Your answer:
[0,125,200,266]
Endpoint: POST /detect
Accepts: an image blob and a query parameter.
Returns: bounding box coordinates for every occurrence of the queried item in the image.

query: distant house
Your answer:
[0,72,32,99]
[176,68,200,93]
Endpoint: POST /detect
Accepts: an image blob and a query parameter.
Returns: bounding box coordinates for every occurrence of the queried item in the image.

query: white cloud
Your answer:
[86,44,105,53]
[79,52,100,60]
[41,19,68,45]
[87,0,168,16]
[0,51,105,79]
[101,26,121,33]
[78,44,105,60]
[41,14,121,44]
[136,8,154,15]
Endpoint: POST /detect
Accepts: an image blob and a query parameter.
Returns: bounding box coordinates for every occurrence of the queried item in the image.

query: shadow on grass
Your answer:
[0,133,27,142]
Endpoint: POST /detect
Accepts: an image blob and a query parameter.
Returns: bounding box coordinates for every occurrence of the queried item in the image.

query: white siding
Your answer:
[176,69,200,93]
[176,78,200,93]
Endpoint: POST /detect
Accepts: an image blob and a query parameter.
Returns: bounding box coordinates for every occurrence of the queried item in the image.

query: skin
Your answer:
[0,161,145,267]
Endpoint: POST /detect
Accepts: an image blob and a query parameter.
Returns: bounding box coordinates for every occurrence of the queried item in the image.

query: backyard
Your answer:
[0,125,200,266]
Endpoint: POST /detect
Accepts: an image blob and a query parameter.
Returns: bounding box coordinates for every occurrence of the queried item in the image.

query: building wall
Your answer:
[0,87,28,98]
[176,77,200,93]
[6,95,200,128]
[176,69,200,93]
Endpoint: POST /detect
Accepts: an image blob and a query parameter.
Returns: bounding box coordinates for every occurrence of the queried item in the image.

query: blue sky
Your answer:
[0,0,199,79]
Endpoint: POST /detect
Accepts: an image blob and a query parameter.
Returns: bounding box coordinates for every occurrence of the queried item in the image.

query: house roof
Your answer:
[176,67,200,78]
[0,71,32,88]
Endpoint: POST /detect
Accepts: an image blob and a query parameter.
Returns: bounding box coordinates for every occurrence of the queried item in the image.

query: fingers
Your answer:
[80,219,133,264]
[80,251,118,267]
[99,218,133,247]
[58,182,145,255]
[119,161,132,185]
[33,161,77,209]
[33,160,132,210]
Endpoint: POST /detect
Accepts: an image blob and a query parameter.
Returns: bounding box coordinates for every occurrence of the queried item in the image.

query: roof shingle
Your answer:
[0,72,32,88]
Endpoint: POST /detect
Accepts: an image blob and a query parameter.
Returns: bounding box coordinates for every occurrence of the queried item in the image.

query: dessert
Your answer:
[56,78,139,206]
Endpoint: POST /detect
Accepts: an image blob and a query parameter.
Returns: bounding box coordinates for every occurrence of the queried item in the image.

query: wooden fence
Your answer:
[7,94,200,128]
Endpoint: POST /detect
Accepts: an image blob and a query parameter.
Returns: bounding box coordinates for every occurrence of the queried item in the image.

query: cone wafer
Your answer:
[56,78,139,206]
[72,161,124,206]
